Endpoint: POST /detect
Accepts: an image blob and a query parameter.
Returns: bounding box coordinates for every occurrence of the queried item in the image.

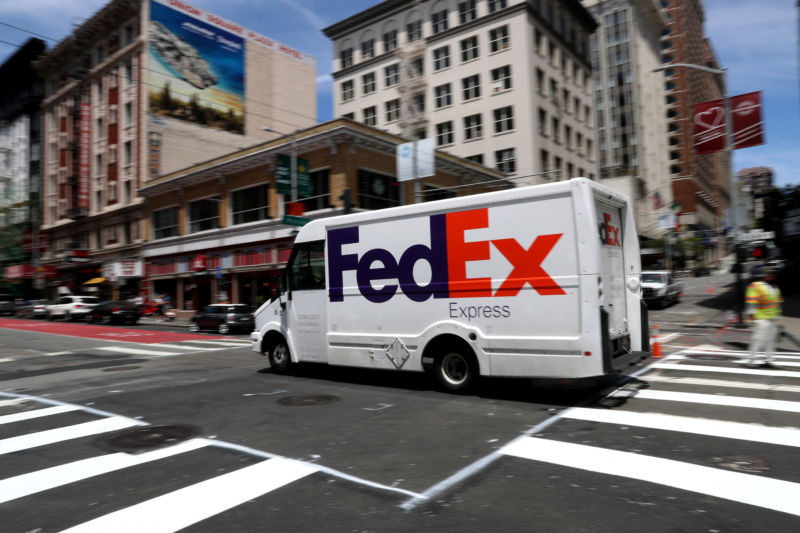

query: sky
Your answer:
[1,0,798,186]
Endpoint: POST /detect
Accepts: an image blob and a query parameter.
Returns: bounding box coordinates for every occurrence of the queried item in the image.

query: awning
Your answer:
[83,277,107,285]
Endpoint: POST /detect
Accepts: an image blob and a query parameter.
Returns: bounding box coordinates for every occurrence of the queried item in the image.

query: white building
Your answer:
[324,0,599,186]
[584,0,672,239]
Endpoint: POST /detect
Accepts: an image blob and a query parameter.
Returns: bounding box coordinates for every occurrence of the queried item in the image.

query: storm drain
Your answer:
[277,394,340,406]
[96,424,201,453]
[102,365,141,372]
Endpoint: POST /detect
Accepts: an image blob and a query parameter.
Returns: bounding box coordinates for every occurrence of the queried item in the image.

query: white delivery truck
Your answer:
[251,178,650,392]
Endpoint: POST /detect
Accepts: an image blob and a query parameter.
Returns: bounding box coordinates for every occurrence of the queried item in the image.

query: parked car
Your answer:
[15,299,51,319]
[189,304,254,334]
[87,300,141,325]
[0,294,15,316]
[46,295,100,321]
[641,270,682,309]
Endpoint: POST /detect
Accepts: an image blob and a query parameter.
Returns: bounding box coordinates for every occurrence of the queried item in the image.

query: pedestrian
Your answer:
[739,265,782,367]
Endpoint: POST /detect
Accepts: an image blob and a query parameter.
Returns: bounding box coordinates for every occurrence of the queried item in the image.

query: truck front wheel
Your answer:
[434,348,477,393]
[269,338,292,374]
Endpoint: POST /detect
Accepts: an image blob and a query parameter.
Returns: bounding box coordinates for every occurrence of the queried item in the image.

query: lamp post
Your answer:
[653,63,743,322]
[262,126,297,203]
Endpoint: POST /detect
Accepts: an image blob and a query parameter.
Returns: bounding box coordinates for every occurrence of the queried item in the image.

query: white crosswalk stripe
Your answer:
[0,417,141,455]
[0,405,81,425]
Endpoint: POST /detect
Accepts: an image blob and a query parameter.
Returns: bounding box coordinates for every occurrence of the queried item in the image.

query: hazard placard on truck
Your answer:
[251,178,649,392]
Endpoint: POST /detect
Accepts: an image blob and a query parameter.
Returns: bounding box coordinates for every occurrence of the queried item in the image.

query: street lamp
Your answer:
[262,126,298,202]
[653,63,744,322]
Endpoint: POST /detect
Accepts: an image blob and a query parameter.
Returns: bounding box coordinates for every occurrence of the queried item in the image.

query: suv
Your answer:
[189,304,254,334]
[641,271,682,309]
[0,294,14,316]
[47,295,100,321]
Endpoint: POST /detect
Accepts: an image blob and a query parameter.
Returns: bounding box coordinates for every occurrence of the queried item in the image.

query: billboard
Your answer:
[149,0,245,133]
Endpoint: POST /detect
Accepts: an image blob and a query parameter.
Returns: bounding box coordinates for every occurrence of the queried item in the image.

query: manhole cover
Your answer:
[96,424,201,452]
[714,454,770,473]
[103,365,141,372]
[277,394,340,406]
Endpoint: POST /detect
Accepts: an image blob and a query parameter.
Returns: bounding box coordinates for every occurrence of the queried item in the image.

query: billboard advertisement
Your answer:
[148,0,245,134]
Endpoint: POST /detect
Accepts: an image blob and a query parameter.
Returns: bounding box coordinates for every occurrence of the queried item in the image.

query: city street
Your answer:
[1,272,800,532]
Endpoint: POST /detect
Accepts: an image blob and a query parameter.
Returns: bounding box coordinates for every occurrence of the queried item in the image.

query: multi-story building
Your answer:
[323,0,599,186]
[584,0,672,240]
[139,118,511,312]
[660,0,729,234]
[0,38,48,297]
[736,166,773,230]
[36,0,316,298]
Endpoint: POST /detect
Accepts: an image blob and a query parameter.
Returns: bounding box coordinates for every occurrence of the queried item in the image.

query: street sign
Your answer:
[276,154,311,197]
[396,139,435,182]
[282,215,311,226]
[739,230,774,242]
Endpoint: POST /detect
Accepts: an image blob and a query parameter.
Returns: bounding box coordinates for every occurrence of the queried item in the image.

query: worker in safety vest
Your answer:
[739,265,782,367]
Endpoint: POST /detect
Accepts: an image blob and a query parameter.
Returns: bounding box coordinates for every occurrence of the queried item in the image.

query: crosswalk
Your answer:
[0,392,422,532]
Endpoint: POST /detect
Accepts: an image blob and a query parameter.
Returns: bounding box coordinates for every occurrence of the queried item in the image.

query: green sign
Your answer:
[282,215,311,226]
[276,154,311,197]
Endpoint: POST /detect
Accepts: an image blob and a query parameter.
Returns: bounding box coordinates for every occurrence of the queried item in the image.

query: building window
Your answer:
[540,149,550,172]
[435,83,452,108]
[576,132,584,155]
[462,74,481,101]
[383,29,398,52]
[495,148,516,174]
[361,38,375,60]
[493,106,514,133]
[340,47,353,69]
[341,80,354,102]
[408,57,424,78]
[385,99,400,122]
[536,68,545,93]
[358,169,399,210]
[565,125,572,149]
[491,65,512,91]
[188,196,220,233]
[124,102,133,126]
[410,93,425,115]
[231,184,269,225]
[385,64,399,86]
[436,121,454,146]
[363,106,377,126]
[458,0,477,23]
[152,206,178,240]
[124,141,132,167]
[433,46,451,71]
[466,154,484,165]
[407,19,422,42]
[342,112,354,120]
[538,108,547,135]
[552,117,560,142]
[489,25,509,52]
[460,36,479,62]
[432,9,449,33]
[489,0,507,13]
[362,72,376,94]
[301,168,331,213]
[464,113,483,140]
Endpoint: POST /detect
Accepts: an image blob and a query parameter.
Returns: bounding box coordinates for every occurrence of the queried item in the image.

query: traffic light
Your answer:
[752,243,768,259]
[339,189,352,214]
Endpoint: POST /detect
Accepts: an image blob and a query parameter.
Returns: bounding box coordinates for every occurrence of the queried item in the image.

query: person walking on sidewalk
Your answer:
[739,265,782,367]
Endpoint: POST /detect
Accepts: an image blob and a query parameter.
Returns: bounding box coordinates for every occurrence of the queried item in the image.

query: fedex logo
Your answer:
[328,208,566,304]
[598,213,621,247]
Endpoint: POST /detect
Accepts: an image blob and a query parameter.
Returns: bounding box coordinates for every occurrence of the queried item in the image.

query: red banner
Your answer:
[3,265,57,280]
[693,91,764,155]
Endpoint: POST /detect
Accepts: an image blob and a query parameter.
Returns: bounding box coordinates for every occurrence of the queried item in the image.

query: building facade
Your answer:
[584,0,672,240]
[324,0,599,185]
[140,119,511,312]
[35,0,316,299]
[660,0,729,233]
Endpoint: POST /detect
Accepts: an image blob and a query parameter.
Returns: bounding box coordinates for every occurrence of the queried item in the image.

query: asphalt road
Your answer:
[1,292,799,532]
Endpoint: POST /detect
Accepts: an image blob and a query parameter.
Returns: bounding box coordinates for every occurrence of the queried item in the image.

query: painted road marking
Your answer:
[613,388,800,413]
[500,436,800,517]
[60,457,319,533]
[644,374,800,393]
[670,353,800,367]
[145,343,221,351]
[0,357,14,363]
[180,340,250,347]
[0,438,211,504]
[564,407,800,447]
[96,346,182,357]
[653,362,800,378]
[0,417,139,455]
[0,405,81,425]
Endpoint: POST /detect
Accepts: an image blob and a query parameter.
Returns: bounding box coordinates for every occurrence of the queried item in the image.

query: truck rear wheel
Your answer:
[434,348,477,393]
[269,338,292,374]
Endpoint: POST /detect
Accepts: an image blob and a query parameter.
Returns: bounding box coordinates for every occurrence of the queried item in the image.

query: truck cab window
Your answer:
[289,241,326,291]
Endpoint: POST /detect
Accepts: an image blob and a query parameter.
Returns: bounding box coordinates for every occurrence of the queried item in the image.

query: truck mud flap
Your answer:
[601,306,649,373]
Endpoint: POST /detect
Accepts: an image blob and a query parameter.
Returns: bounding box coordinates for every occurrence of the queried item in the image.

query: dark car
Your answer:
[0,294,14,316]
[15,299,51,319]
[87,300,141,325]
[189,304,254,334]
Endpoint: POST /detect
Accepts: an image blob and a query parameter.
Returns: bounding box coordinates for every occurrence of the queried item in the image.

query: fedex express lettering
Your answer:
[598,213,621,246]
[328,208,566,303]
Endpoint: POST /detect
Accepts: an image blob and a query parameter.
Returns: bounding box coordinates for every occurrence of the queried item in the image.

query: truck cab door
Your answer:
[286,241,328,362]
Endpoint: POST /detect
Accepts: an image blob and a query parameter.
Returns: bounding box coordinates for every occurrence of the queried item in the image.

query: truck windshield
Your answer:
[641,273,666,283]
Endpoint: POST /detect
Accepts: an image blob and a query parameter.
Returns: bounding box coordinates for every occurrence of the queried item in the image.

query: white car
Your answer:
[47,295,100,321]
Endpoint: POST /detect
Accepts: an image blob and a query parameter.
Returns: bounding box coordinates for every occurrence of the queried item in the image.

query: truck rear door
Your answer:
[595,199,628,340]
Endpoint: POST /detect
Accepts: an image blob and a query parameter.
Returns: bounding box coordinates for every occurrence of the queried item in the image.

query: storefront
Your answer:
[103,259,144,301]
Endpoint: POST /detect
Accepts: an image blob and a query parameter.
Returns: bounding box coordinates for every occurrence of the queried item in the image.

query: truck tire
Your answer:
[434,347,478,393]
[269,338,292,374]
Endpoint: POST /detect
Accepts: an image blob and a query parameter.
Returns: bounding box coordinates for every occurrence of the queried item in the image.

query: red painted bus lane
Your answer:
[0,318,228,344]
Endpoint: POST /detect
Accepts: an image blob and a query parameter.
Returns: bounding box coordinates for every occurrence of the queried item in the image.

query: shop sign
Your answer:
[105,260,143,279]
[66,249,90,263]
[192,255,208,271]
